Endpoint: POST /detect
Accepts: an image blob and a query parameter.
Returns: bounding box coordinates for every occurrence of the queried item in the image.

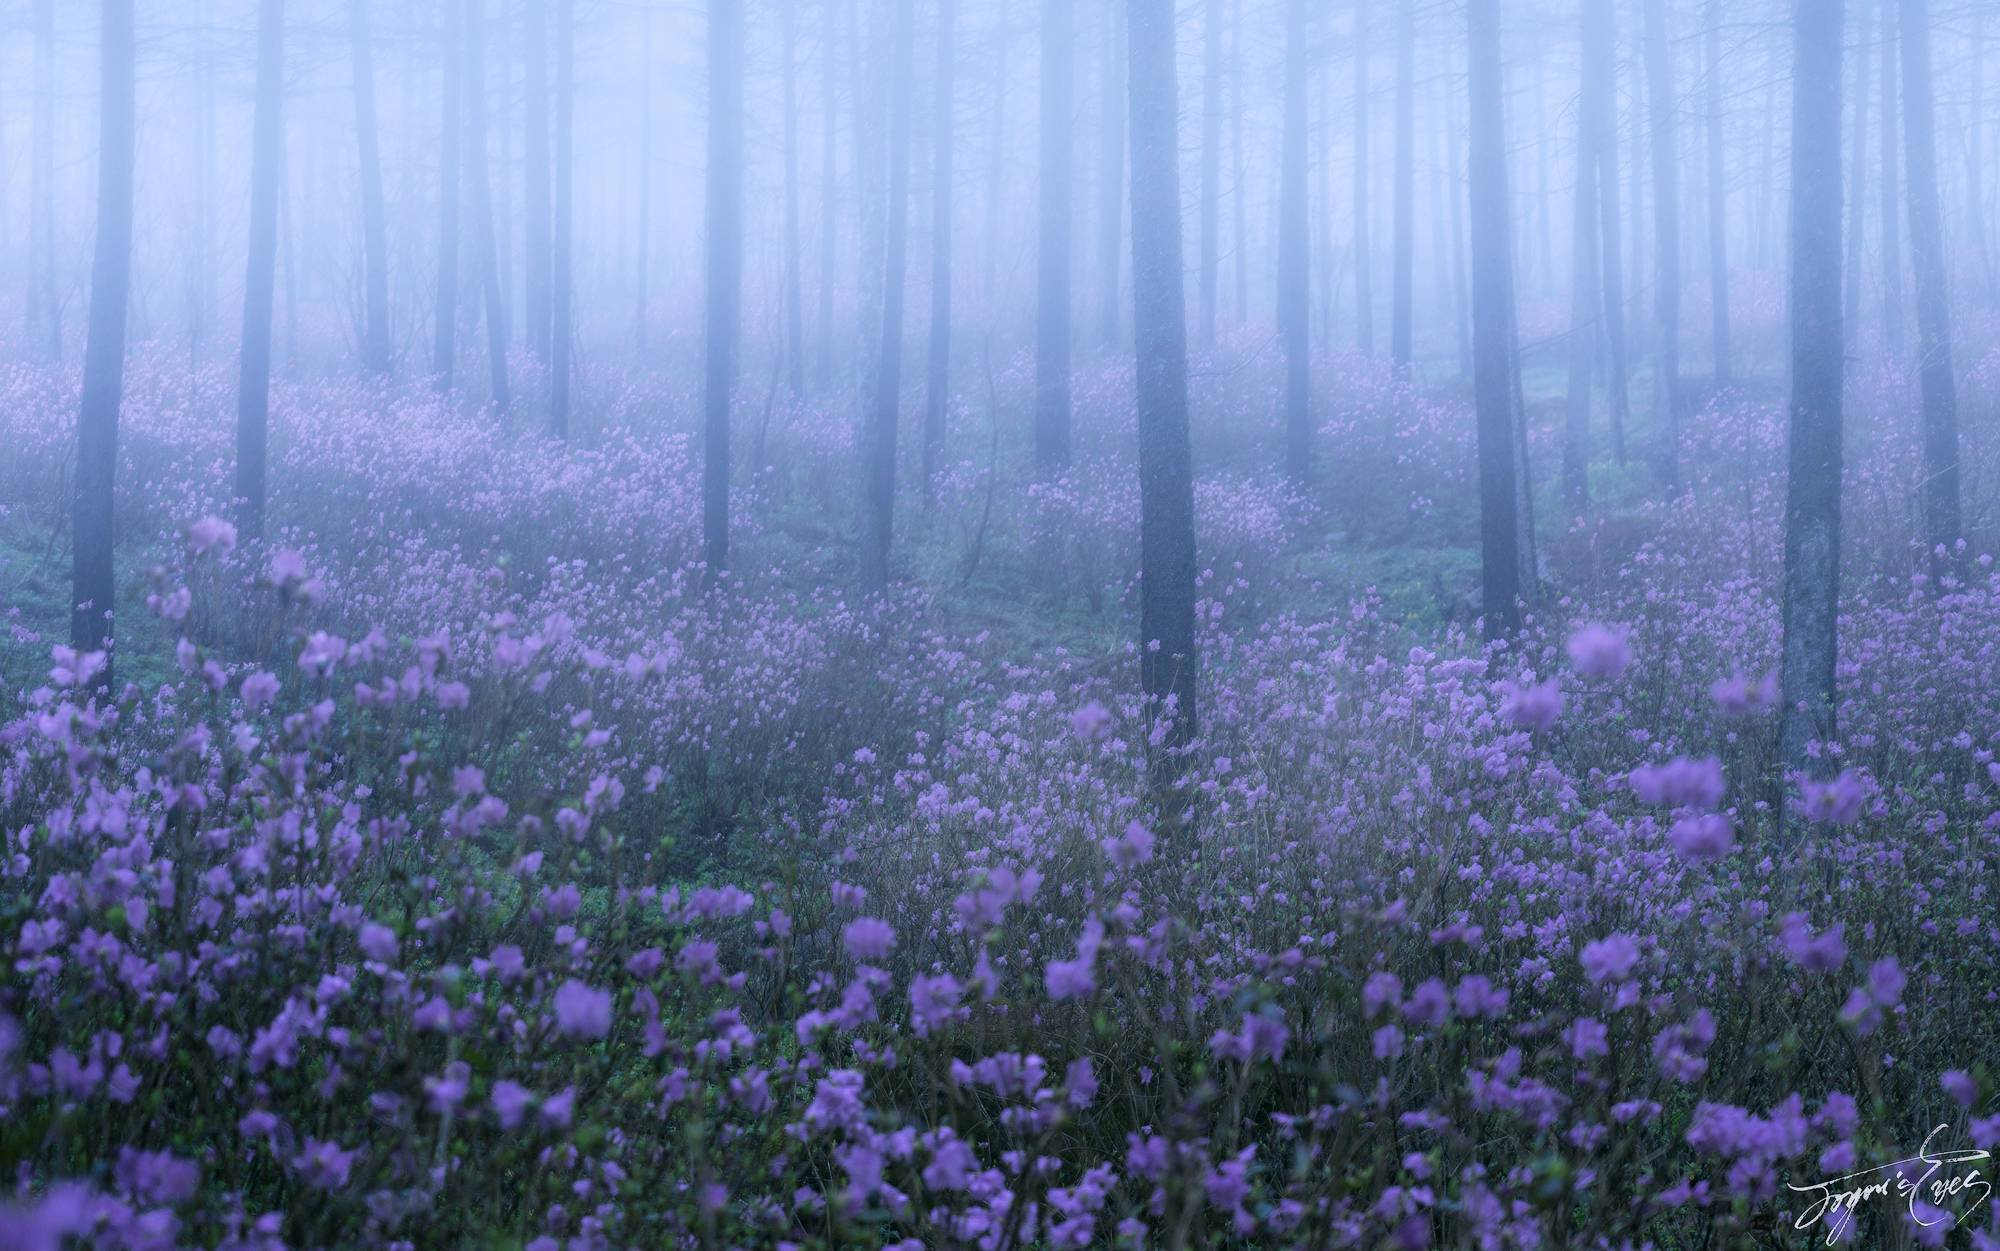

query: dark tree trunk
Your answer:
[922,0,955,503]
[434,0,462,391]
[1564,0,1602,513]
[705,0,742,578]
[860,0,915,594]
[1704,0,1729,387]
[72,0,136,681]
[1843,29,1870,344]
[1589,0,1630,464]
[1388,0,1414,371]
[1279,0,1311,481]
[1644,0,1681,485]
[782,0,805,396]
[1465,0,1524,638]
[981,8,1010,307]
[1199,0,1222,348]
[1442,54,1471,380]
[1034,0,1073,472]
[1898,0,1960,572]
[1878,0,1902,355]
[550,0,574,436]
[353,0,393,375]
[1127,0,1199,758]
[523,0,552,365]
[237,0,285,541]
[1779,0,1845,778]
[30,0,59,362]
[817,0,839,390]
[1097,2,1125,348]
[1352,0,1373,354]
[465,0,509,415]
[1230,0,1247,323]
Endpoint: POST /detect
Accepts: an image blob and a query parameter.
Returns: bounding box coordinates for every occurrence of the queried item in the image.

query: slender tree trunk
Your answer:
[861,0,914,594]
[1778,0,1845,779]
[817,0,840,390]
[923,0,955,503]
[1127,0,1199,760]
[1388,0,1415,371]
[1034,0,1073,471]
[1843,24,1870,344]
[636,10,654,354]
[522,0,551,365]
[465,0,509,415]
[782,0,805,396]
[981,10,1009,310]
[550,0,574,436]
[30,0,59,362]
[434,0,462,391]
[1442,49,1471,380]
[1564,0,1602,513]
[1279,0,1311,481]
[1200,0,1222,348]
[352,0,393,375]
[1704,0,1729,387]
[1230,0,1247,324]
[1466,0,1524,638]
[192,0,217,370]
[1644,0,1681,484]
[1591,0,1631,464]
[1098,2,1125,348]
[1898,0,1960,573]
[703,0,741,578]
[72,0,136,680]
[1878,0,1903,355]
[1352,0,1373,354]
[237,0,285,541]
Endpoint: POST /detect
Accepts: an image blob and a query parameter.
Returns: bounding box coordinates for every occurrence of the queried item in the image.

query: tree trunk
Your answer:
[782,0,805,396]
[860,0,914,594]
[72,0,136,681]
[1644,0,1680,485]
[1590,0,1630,465]
[1034,0,1073,471]
[817,0,839,390]
[705,0,741,577]
[1127,0,1200,758]
[1564,0,1602,513]
[1279,0,1311,481]
[237,0,285,541]
[1442,53,1471,380]
[434,0,462,391]
[1199,0,1222,348]
[1843,22,1870,343]
[980,8,1009,309]
[922,0,955,503]
[1704,0,1729,387]
[353,0,393,375]
[550,0,574,436]
[1352,0,1373,354]
[1388,0,1414,370]
[1230,0,1247,323]
[30,0,59,362]
[1898,0,1960,573]
[1878,0,1902,355]
[1097,1,1125,348]
[636,10,655,355]
[522,0,551,365]
[1778,0,1845,779]
[1466,0,1524,638]
[465,0,509,415]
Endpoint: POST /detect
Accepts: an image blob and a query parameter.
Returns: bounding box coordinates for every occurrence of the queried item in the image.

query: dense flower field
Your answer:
[2,339,1998,1249]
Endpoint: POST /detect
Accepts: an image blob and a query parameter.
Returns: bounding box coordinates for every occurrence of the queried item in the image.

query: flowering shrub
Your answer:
[1,338,1998,1248]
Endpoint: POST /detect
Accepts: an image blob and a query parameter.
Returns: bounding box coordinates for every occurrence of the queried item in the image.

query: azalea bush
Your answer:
[1,343,1998,1249]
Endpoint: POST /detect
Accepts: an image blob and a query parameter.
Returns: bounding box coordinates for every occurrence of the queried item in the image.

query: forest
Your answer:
[1,0,1998,1245]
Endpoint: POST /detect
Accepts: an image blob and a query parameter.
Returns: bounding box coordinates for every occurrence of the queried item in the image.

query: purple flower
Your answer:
[1867,958,1906,1007]
[1451,975,1509,1019]
[1100,819,1156,868]
[1497,677,1564,730]
[187,515,238,555]
[1070,700,1113,740]
[1567,623,1631,679]
[1668,812,1735,861]
[552,979,612,1039]
[1630,756,1726,809]
[357,922,399,964]
[1045,918,1105,1001]
[1402,978,1450,1028]
[1580,933,1641,985]
[1211,1011,1290,1064]
[1780,914,1847,973]
[841,916,897,961]
[1942,1071,1977,1108]
[1800,770,1869,825]
[491,1080,533,1130]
